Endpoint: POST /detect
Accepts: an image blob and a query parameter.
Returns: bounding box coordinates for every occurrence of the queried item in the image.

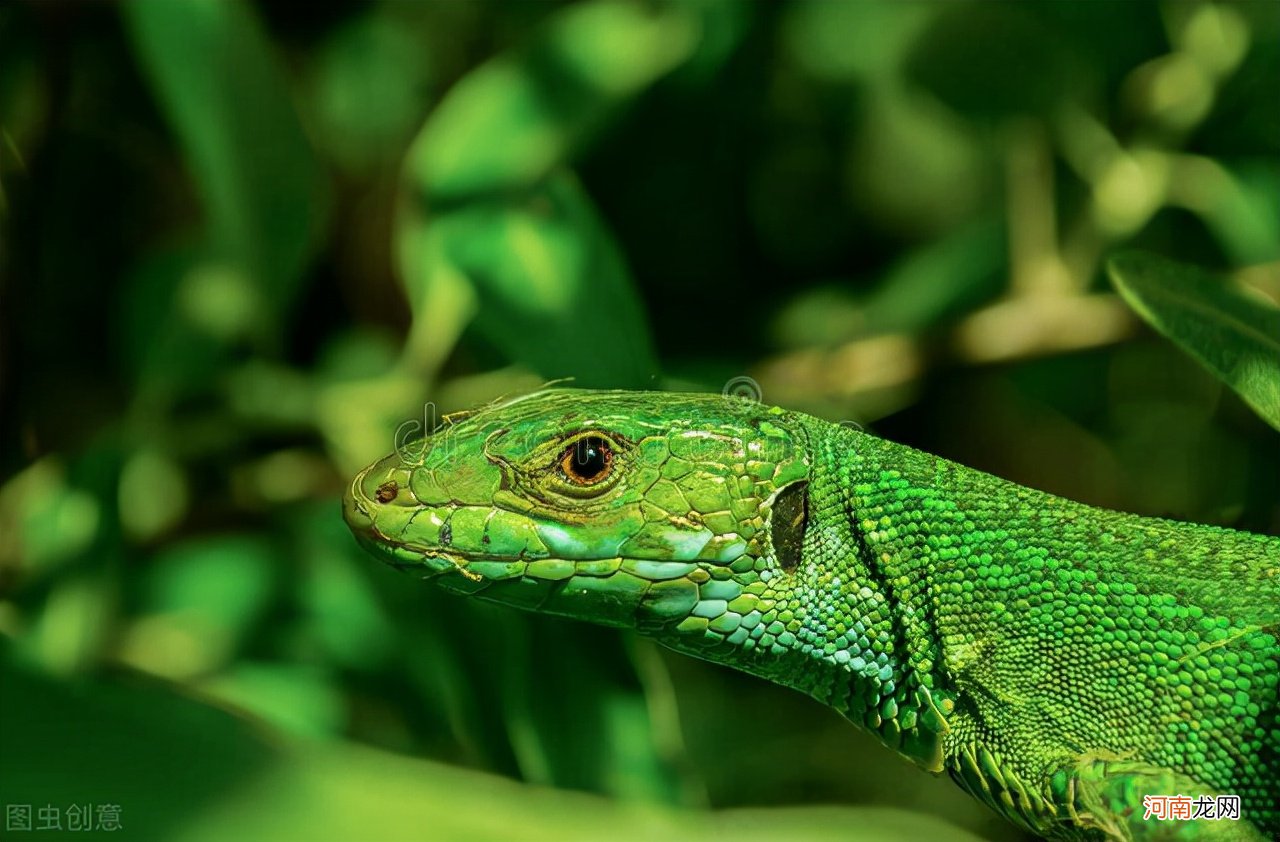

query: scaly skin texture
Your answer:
[343,390,1279,840]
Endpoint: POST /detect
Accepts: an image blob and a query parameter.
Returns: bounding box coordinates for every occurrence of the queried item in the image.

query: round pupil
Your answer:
[570,437,609,480]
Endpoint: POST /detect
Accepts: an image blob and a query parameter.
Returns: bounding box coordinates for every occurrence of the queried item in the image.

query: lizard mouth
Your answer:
[343,458,554,566]
[343,465,642,579]
[341,467,376,533]
[343,467,462,574]
[355,530,538,577]
[343,466,427,569]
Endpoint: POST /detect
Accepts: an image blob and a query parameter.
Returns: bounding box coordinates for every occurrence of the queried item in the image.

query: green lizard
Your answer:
[343,389,1279,840]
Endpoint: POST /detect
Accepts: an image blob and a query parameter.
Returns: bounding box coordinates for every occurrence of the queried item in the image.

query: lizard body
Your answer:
[343,389,1279,840]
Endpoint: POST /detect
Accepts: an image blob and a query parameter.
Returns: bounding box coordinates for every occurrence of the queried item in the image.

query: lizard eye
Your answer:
[559,435,614,486]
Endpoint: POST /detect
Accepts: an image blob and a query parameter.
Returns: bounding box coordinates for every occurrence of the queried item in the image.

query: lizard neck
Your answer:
[655,420,954,772]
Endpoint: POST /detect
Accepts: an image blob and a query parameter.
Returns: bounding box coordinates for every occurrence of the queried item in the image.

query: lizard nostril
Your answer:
[375,481,399,503]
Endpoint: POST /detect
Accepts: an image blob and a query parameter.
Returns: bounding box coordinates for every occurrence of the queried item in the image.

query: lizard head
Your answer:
[343,388,812,636]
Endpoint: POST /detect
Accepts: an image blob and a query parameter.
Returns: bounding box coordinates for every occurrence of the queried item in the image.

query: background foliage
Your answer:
[1,1,1278,840]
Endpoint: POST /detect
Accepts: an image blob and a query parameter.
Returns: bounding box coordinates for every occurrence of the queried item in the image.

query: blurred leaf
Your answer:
[121,535,278,678]
[499,621,693,804]
[668,0,753,85]
[4,444,129,675]
[385,583,694,803]
[0,649,273,841]
[904,3,1081,121]
[292,503,395,671]
[784,0,930,83]
[772,218,1004,347]
[123,0,331,321]
[118,0,333,408]
[0,653,985,842]
[20,573,114,676]
[117,448,188,541]
[1198,27,1280,156]
[1108,251,1280,432]
[847,89,985,237]
[198,661,345,739]
[1109,382,1248,525]
[0,458,100,576]
[1185,159,1280,266]
[145,535,276,627]
[225,360,317,429]
[399,172,658,387]
[860,217,1006,332]
[387,593,525,775]
[118,246,228,404]
[406,1,698,201]
[316,330,403,383]
[394,0,688,386]
[393,219,479,379]
[314,362,427,476]
[308,11,435,173]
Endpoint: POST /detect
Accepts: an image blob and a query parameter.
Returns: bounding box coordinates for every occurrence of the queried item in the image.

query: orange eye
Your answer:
[559,436,614,485]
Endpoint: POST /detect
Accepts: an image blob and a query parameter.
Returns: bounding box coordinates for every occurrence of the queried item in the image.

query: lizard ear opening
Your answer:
[769,481,808,573]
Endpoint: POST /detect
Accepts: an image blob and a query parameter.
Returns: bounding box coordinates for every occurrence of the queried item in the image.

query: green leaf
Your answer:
[123,0,331,320]
[406,1,698,201]
[496,621,692,803]
[196,661,345,739]
[772,217,1005,347]
[0,652,984,842]
[307,11,436,173]
[0,459,100,576]
[291,502,396,671]
[1108,251,1280,432]
[119,535,279,678]
[904,3,1080,121]
[398,172,658,387]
